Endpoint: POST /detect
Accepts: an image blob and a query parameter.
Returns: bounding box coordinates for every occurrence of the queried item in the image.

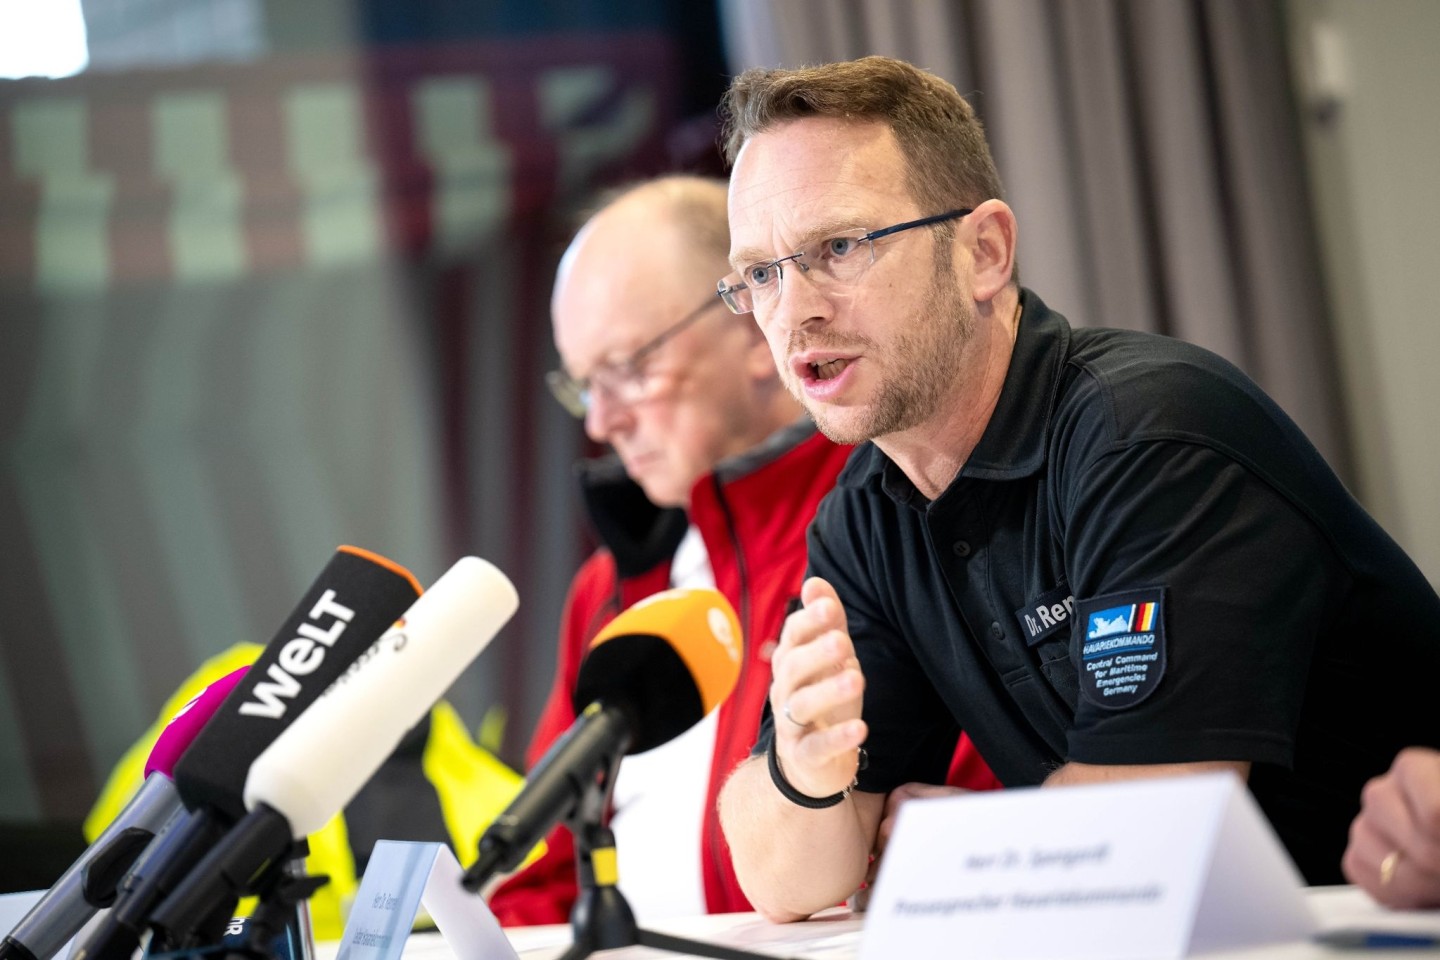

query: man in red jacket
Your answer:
[488,176,999,926]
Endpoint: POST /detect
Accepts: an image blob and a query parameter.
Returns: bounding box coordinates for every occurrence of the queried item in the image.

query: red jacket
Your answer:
[489,423,1001,926]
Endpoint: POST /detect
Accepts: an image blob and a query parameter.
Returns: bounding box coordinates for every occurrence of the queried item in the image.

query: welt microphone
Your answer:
[145,557,519,948]
[0,668,247,960]
[72,545,422,960]
[461,588,742,891]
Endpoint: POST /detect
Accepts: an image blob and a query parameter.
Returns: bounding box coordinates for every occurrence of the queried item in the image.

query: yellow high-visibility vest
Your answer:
[84,644,530,940]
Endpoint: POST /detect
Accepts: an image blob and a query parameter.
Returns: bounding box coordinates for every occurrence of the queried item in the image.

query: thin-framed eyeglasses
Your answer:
[717,208,972,315]
[545,293,725,418]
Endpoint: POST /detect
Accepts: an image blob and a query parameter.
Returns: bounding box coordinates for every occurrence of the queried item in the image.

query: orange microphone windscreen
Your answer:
[574,588,743,754]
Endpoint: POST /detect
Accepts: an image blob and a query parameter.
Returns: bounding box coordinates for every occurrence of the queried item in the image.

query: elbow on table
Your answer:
[753,900,815,924]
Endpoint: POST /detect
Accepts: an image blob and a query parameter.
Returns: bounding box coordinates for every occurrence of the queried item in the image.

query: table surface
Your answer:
[342,887,1440,960]
[11,880,1440,955]
[9,880,1437,960]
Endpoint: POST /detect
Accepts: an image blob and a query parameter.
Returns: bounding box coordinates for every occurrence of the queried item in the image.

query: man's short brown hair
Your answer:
[720,56,1005,218]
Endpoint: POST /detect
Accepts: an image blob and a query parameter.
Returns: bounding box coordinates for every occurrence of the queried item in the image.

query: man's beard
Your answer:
[801,252,973,445]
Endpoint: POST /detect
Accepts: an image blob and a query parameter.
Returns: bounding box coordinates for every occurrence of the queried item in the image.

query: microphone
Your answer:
[172,547,423,821]
[461,588,741,891]
[145,557,519,947]
[0,669,247,960]
[72,545,422,960]
[144,667,250,782]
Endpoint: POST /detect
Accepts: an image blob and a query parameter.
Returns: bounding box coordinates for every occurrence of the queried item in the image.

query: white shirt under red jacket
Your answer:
[488,420,1002,926]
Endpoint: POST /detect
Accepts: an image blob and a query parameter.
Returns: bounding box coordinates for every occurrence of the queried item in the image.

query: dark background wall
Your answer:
[0,0,729,889]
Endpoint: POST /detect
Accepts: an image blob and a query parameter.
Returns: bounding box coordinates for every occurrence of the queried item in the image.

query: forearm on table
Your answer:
[718,755,882,923]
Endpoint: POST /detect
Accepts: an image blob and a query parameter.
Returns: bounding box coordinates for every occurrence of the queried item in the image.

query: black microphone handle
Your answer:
[146,804,292,949]
[70,810,225,960]
[463,701,634,891]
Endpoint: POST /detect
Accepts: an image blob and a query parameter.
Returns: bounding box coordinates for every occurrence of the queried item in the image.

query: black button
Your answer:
[952,540,971,557]
[990,621,1004,639]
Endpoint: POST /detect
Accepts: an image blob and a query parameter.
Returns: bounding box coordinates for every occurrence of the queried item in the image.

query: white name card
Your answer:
[859,772,1315,960]
[336,841,517,960]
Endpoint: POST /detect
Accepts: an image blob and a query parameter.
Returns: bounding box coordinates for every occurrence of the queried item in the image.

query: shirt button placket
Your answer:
[952,540,972,558]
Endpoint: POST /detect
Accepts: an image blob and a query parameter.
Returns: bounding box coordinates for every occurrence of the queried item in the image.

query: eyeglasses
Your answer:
[717,208,972,315]
[546,293,725,418]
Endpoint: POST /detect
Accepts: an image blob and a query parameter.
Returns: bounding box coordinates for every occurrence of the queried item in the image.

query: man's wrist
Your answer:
[766,737,867,809]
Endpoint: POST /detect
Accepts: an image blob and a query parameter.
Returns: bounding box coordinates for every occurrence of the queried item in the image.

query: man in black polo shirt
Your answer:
[712,55,1440,923]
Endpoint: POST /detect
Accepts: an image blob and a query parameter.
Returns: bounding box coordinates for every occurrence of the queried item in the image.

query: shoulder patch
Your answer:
[1076,587,1167,710]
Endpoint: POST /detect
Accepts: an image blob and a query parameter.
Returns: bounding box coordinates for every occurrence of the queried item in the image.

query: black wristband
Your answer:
[766,738,866,809]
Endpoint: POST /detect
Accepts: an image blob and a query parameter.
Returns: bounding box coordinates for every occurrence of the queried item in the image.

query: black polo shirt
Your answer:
[768,289,1440,885]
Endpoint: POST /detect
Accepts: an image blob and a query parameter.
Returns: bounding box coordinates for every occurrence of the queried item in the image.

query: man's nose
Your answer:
[583,385,632,443]
[767,261,832,333]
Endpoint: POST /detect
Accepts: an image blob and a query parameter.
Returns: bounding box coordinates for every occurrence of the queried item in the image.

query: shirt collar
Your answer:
[846,288,1071,502]
[712,417,818,484]
[957,287,1069,481]
[577,417,821,575]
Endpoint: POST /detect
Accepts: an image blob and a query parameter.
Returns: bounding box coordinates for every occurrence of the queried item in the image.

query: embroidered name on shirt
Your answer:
[1076,587,1167,710]
[1014,582,1075,646]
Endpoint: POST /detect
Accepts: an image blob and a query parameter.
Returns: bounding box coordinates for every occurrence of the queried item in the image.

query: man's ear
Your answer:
[967,199,1018,303]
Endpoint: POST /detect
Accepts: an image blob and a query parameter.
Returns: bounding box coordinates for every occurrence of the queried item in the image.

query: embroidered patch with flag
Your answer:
[1076,587,1166,709]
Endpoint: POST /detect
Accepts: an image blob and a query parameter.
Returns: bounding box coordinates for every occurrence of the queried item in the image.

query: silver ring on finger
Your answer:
[782,699,807,728]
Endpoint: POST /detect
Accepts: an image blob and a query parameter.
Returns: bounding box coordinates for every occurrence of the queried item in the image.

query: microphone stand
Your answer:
[555,753,788,960]
[147,843,323,960]
[233,858,324,960]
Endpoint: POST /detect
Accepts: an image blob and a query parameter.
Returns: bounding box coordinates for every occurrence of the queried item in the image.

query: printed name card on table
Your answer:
[337,841,517,960]
[859,772,1315,960]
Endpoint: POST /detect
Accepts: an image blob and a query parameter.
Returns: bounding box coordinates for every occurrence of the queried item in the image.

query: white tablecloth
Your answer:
[323,887,1440,960]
